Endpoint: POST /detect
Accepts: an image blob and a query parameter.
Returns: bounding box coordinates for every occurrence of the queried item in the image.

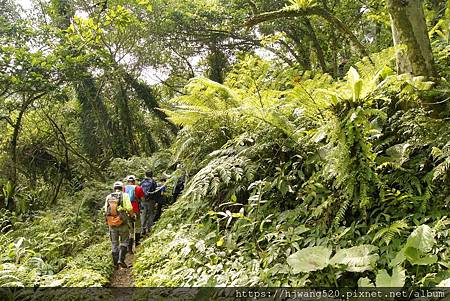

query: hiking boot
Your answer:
[118,261,128,268]
[118,246,128,268]
[112,251,119,268]
[128,238,134,254]
[135,233,141,246]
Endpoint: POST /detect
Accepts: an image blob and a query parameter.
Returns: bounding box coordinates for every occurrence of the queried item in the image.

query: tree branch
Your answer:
[44,112,106,181]
[302,17,328,73]
[245,6,373,62]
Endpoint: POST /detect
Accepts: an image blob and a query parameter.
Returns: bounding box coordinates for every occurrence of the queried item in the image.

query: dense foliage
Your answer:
[0,182,113,289]
[0,0,449,292]
[133,46,450,288]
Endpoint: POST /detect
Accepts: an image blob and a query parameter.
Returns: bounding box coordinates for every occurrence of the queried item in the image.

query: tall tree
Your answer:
[0,8,58,187]
[386,0,436,77]
[51,0,113,160]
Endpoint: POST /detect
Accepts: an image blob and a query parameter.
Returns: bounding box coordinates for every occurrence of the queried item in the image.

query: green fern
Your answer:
[334,198,351,226]
[432,143,450,182]
[372,220,408,246]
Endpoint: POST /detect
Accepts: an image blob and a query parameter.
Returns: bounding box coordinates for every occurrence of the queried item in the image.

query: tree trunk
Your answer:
[76,78,111,159]
[123,72,179,135]
[246,6,372,60]
[118,83,136,155]
[303,18,328,73]
[207,43,228,84]
[331,30,339,78]
[9,103,26,186]
[45,112,106,181]
[8,92,45,186]
[52,0,112,160]
[429,0,447,26]
[386,0,436,77]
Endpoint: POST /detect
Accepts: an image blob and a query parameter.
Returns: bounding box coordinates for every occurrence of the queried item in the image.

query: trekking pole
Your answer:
[133,219,136,253]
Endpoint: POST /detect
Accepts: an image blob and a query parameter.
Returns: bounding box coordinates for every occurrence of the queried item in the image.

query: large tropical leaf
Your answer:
[437,278,450,287]
[348,67,363,103]
[405,225,436,252]
[375,266,406,287]
[287,246,332,273]
[404,247,438,266]
[391,224,437,267]
[390,248,406,267]
[357,277,375,287]
[330,245,379,272]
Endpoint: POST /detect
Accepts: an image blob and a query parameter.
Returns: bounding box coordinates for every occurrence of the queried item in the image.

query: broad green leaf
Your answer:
[287,246,332,273]
[348,67,363,102]
[375,266,406,287]
[358,277,375,287]
[405,225,436,253]
[348,67,360,84]
[353,80,363,101]
[390,248,406,267]
[231,194,237,202]
[385,143,411,166]
[330,245,379,272]
[437,278,450,287]
[404,247,437,265]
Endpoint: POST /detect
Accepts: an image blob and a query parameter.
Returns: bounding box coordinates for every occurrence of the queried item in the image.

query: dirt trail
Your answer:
[110,253,135,300]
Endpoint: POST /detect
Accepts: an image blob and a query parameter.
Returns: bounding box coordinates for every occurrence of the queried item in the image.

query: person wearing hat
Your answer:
[123,175,144,252]
[123,175,144,214]
[104,181,134,268]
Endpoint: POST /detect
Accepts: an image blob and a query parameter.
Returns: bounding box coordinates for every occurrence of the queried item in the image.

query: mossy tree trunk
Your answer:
[386,0,436,77]
[207,43,228,84]
[76,78,112,159]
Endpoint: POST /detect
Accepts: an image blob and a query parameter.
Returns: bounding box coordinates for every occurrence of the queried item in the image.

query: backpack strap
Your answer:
[118,192,123,207]
[110,191,123,206]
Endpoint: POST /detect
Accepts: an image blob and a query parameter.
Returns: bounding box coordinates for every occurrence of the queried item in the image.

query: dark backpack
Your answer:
[153,184,166,204]
[173,177,185,195]
[141,178,157,200]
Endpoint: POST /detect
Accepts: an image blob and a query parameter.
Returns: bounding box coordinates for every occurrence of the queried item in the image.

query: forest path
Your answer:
[110,252,135,300]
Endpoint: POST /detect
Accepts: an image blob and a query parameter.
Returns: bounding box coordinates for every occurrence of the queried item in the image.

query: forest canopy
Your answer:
[0,0,449,294]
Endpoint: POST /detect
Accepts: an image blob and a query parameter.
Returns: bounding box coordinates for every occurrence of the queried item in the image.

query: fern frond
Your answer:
[334,198,350,226]
[372,220,408,246]
[433,157,450,181]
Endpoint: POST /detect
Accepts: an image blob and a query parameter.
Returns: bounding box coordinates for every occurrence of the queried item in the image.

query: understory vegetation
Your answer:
[1,0,450,293]
[133,48,450,288]
[0,182,114,288]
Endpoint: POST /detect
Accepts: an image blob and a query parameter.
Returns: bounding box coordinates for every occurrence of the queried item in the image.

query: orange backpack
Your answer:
[105,192,125,226]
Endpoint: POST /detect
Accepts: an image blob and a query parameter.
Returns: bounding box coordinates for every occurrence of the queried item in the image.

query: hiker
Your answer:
[104,181,134,268]
[172,174,185,203]
[123,175,144,251]
[124,175,144,214]
[139,170,157,235]
[153,178,167,223]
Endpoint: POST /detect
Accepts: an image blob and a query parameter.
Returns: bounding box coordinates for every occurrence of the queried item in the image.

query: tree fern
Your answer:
[183,154,253,204]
